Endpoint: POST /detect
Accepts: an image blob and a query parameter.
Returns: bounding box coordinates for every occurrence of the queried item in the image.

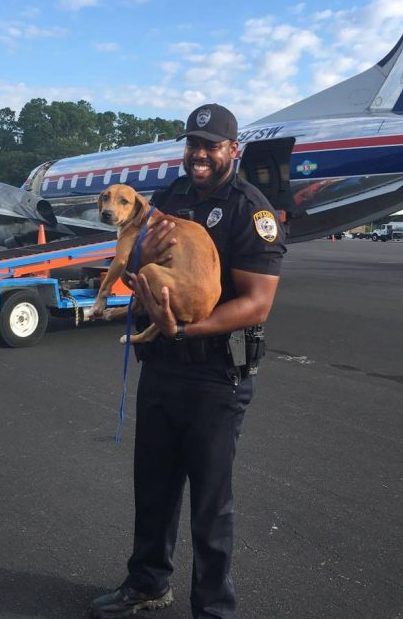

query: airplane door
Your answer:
[238,138,296,214]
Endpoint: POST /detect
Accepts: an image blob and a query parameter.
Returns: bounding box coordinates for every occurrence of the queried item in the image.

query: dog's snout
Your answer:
[101,210,114,224]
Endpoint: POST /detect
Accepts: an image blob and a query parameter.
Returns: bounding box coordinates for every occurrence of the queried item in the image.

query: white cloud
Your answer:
[185,44,248,86]
[120,0,150,6]
[59,0,98,10]
[25,24,67,38]
[313,9,335,21]
[289,3,306,16]
[241,16,274,47]
[0,20,67,46]
[0,81,94,114]
[169,41,202,55]
[160,61,180,76]
[95,42,120,52]
[19,7,41,19]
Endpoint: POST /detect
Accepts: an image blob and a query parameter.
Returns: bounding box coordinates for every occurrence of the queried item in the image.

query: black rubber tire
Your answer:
[0,290,49,347]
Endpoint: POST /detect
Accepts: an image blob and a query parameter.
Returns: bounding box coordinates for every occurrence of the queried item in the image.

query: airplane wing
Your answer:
[0,182,113,249]
[0,181,57,226]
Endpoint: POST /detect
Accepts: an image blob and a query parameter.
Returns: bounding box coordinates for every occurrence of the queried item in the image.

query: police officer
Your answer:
[90,104,286,619]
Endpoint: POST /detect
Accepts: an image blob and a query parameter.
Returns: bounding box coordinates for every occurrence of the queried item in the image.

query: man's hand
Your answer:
[88,297,107,320]
[127,272,178,338]
[141,219,177,266]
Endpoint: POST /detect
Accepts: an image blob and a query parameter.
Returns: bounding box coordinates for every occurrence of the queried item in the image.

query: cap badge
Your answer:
[253,210,278,243]
[207,207,223,228]
[196,108,211,128]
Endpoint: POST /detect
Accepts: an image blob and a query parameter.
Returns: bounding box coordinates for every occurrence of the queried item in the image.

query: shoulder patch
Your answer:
[253,210,278,243]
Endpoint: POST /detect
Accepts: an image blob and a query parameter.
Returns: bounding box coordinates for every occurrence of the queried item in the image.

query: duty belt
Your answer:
[134,334,230,365]
[134,325,266,373]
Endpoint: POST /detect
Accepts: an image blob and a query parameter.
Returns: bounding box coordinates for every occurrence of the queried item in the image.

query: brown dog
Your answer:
[90,184,221,344]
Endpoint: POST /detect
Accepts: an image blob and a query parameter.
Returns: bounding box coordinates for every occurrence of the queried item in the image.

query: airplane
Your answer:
[8,33,403,245]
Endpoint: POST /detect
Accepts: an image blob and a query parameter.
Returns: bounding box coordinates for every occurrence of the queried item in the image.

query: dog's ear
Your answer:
[97,191,104,212]
[133,192,150,225]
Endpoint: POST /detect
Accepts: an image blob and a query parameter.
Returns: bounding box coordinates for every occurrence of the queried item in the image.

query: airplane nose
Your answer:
[101,210,113,224]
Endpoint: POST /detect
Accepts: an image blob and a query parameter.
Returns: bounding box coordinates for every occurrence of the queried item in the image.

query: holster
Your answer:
[243,325,266,376]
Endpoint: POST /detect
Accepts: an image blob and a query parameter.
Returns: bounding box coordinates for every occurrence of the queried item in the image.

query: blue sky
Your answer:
[0,0,402,127]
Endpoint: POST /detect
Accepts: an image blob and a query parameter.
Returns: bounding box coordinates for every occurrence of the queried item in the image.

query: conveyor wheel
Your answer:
[0,290,48,347]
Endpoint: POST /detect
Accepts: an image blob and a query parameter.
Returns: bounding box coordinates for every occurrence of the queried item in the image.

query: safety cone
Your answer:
[36,224,50,278]
[37,224,47,245]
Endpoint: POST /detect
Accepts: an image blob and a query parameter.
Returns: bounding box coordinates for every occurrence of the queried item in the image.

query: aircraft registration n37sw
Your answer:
[20,33,403,245]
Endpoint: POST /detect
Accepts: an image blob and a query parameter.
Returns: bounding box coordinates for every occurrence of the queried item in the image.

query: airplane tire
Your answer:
[0,289,48,347]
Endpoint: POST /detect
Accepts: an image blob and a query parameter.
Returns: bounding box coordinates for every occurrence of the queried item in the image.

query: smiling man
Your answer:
[90,104,286,619]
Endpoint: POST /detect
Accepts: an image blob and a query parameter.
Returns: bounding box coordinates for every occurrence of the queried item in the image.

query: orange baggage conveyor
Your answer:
[0,231,132,347]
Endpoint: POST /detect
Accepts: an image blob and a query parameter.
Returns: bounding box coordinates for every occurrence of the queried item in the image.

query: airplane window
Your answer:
[158,163,168,179]
[42,178,49,191]
[178,163,186,177]
[280,162,289,182]
[139,165,148,181]
[57,176,65,190]
[71,174,79,188]
[104,170,112,185]
[120,167,129,183]
[85,173,94,187]
[256,165,271,185]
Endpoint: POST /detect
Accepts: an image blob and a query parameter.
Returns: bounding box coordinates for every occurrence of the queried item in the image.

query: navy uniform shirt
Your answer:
[152,170,287,304]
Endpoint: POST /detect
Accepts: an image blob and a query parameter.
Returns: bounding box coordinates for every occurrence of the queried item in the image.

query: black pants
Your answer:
[126,358,254,619]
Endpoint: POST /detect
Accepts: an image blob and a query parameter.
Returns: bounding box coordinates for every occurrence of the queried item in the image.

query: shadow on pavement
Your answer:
[0,568,103,619]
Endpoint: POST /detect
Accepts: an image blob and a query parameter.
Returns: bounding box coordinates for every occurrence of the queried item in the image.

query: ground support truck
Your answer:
[370,221,403,241]
[0,230,131,347]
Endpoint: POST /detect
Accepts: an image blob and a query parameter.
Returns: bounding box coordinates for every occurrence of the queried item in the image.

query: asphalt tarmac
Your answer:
[0,238,402,619]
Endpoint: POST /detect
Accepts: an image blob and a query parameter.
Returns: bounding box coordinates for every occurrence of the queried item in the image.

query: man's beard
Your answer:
[184,158,232,192]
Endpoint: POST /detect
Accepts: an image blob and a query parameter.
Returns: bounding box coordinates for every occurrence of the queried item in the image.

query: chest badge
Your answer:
[253,210,278,243]
[207,207,223,228]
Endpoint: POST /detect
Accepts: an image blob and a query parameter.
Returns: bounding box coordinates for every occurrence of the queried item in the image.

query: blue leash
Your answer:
[115,205,156,443]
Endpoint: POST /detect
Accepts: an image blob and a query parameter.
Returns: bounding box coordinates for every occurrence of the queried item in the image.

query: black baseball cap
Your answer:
[176,103,238,142]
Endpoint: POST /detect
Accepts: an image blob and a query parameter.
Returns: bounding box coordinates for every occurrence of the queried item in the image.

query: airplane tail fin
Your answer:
[252,33,403,124]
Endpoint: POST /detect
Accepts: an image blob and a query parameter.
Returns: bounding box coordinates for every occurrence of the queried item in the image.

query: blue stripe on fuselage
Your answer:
[292,144,403,179]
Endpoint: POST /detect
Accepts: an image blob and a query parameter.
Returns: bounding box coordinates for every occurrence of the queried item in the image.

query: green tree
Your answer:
[0,107,19,150]
[115,113,184,146]
[96,110,117,150]
[0,151,44,187]
[46,100,100,157]
[18,98,52,153]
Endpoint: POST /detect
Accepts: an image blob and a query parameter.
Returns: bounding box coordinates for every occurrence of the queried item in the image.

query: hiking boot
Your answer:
[89,584,174,618]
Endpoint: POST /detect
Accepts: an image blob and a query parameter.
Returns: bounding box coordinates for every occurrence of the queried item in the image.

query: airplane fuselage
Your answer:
[21,113,403,242]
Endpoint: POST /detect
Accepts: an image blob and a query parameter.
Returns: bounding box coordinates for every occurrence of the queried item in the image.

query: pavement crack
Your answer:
[239,537,258,553]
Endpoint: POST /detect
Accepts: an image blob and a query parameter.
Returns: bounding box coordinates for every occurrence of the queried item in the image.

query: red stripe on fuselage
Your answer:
[293,134,403,153]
